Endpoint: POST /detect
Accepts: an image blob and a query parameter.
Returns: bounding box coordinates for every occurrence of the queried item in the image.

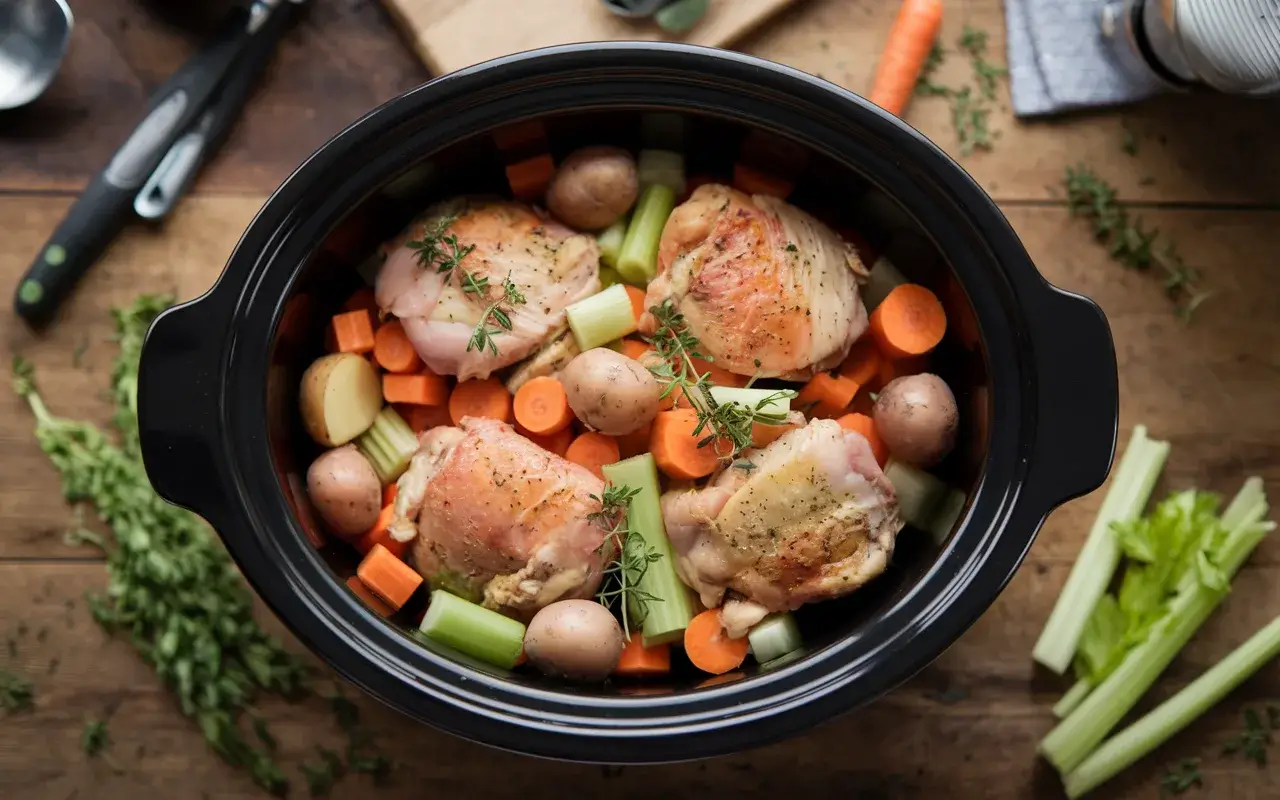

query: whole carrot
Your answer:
[868,0,945,117]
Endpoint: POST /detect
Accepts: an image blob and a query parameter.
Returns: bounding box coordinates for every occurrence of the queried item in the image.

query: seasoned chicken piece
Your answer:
[376,198,601,381]
[641,184,868,380]
[661,419,902,612]
[389,417,610,620]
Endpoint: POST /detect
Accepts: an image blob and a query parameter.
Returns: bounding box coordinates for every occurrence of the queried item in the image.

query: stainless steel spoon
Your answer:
[0,0,73,111]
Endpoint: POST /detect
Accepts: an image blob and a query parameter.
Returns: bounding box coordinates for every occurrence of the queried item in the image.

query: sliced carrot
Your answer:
[518,423,575,457]
[623,285,648,326]
[342,287,380,319]
[449,377,513,425]
[615,638,671,676]
[615,423,652,459]
[839,337,883,387]
[345,574,394,618]
[506,153,556,202]
[619,338,653,362]
[565,432,620,479]
[751,419,801,448]
[400,402,453,433]
[837,412,890,466]
[357,543,423,610]
[867,0,945,117]
[354,505,406,559]
[873,354,930,392]
[373,320,423,373]
[382,482,399,507]
[331,309,376,355]
[732,163,793,199]
[684,609,750,675]
[513,376,574,435]
[384,371,449,406]
[324,323,339,354]
[795,372,859,419]
[868,283,947,359]
[690,356,747,389]
[650,409,724,480]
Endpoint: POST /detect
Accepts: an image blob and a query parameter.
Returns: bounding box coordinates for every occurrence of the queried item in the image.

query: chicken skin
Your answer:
[375,198,601,381]
[641,184,869,380]
[661,419,902,612]
[388,417,611,621]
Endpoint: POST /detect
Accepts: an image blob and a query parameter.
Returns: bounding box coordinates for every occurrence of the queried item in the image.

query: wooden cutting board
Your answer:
[381,0,802,76]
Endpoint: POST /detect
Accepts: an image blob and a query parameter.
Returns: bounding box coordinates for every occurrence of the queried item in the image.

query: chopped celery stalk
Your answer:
[708,386,792,417]
[356,406,418,484]
[1052,678,1093,719]
[597,221,627,270]
[748,614,803,664]
[925,487,967,543]
[417,589,526,670]
[616,184,676,286]
[1040,480,1271,774]
[598,266,623,290]
[636,149,686,196]
[1032,426,1170,674]
[602,454,696,647]
[1064,610,1280,798]
[884,460,949,529]
[861,255,908,311]
[565,284,637,351]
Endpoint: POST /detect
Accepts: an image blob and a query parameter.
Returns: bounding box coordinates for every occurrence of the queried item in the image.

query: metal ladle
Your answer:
[0,0,73,111]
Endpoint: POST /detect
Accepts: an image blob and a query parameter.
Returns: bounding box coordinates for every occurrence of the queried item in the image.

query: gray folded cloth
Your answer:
[1005,0,1168,116]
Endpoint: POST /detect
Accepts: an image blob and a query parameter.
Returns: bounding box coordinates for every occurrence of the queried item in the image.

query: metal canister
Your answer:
[1101,0,1280,95]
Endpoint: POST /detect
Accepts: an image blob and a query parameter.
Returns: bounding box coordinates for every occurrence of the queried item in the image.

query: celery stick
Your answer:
[616,184,675,286]
[602,454,696,647]
[597,221,627,270]
[1052,678,1093,719]
[884,460,949,529]
[1032,426,1170,674]
[565,284,637,351]
[1064,610,1280,798]
[925,487,967,543]
[356,406,418,484]
[1040,490,1271,773]
[636,149,686,196]
[417,589,526,670]
[708,386,792,417]
[598,265,623,288]
[748,614,803,664]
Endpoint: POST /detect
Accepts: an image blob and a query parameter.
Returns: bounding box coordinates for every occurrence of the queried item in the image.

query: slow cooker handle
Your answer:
[1025,284,1120,508]
[137,296,231,530]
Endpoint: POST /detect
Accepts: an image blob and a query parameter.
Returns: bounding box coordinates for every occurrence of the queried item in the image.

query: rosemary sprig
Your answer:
[589,484,661,637]
[1159,758,1202,796]
[1063,165,1210,321]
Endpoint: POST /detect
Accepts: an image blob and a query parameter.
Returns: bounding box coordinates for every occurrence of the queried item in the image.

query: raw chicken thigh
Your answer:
[387,417,611,621]
[661,419,902,612]
[375,198,601,381]
[641,184,869,380]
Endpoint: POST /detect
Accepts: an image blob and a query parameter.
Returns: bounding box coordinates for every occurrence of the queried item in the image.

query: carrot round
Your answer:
[839,337,883,387]
[518,423,575,457]
[873,353,930,392]
[513,376,574,435]
[619,338,653,362]
[615,423,652,459]
[623,285,648,326]
[868,283,947,359]
[867,0,945,116]
[795,372,859,419]
[751,419,800,448]
[384,371,449,406]
[506,153,556,202]
[373,320,424,373]
[684,609,750,675]
[448,377,513,425]
[356,543,423,610]
[565,432,620,479]
[615,638,671,676]
[837,412,890,466]
[355,505,406,559]
[650,409,723,480]
[399,402,453,433]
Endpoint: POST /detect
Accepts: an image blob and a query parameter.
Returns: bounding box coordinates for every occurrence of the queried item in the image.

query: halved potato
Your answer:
[299,353,382,446]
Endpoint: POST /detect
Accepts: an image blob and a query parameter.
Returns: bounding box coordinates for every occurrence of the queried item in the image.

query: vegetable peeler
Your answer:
[12,0,306,331]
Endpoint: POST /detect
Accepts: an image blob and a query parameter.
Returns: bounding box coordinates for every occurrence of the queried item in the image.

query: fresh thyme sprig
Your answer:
[644,300,794,462]
[1222,706,1275,766]
[590,484,661,638]
[1159,758,1202,796]
[958,25,1008,101]
[1063,165,1210,321]
[406,215,475,277]
[466,274,527,356]
[913,28,1006,155]
[915,43,949,97]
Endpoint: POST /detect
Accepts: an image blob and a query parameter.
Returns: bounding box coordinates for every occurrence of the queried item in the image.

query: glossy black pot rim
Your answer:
[137,42,1119,763]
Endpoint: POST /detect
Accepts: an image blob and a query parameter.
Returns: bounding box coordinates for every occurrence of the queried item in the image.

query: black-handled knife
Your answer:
[13,0,301,330]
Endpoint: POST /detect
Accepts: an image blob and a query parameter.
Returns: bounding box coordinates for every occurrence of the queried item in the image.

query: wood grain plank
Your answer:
[2,563,1280,799]
[4,198,1277,560]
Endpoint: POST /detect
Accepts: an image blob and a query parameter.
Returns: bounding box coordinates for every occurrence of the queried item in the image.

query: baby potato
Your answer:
[545,146,639,230]
[299,352,382,446]
[873,373,959,468]
[523,599,625,681]
[306,445,382,539]
[561,348,661,435]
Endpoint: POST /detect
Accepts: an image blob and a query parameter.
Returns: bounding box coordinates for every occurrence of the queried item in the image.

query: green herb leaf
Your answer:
[1223,706,1272,766]
[1159,758,1202,796]
[0,669,34,713]
[591,484,663,636]
[82,718,110,757]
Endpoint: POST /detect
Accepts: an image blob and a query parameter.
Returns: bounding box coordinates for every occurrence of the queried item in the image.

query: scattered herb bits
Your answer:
[0,669,33,713]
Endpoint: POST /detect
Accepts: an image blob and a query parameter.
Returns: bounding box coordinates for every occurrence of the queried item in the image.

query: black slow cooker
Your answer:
[136,43,1119,763]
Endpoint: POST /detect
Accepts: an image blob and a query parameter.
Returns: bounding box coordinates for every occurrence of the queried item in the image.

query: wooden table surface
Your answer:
[2,2,1279,798]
